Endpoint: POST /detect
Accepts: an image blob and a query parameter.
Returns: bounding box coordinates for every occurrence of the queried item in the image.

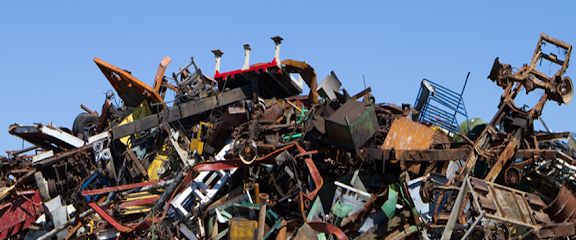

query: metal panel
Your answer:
[382,117,436,150]
[0,190,43,239]
[317,71,342,100]
[467,177,550,228]
[9,124,85,151]
[325,101,378,150]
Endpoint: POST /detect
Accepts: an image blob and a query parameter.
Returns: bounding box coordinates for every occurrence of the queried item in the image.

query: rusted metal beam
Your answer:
[119,195,161,209]
[484,130,522,182]
[34,144,93,167]
[362,148,471,162]
[535,132,572,142]
[111,85,251,140]
[82,179,164,196]
[153,56,171,94]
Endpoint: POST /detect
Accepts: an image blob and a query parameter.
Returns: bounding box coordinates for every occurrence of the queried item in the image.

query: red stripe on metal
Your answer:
[82,180,162,196]
[214,59,278,80]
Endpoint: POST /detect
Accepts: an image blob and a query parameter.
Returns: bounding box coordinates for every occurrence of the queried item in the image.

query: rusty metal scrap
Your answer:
[0,33,575,240]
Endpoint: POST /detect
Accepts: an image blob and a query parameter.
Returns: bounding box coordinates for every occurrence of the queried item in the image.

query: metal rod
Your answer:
[462,211,486,240]
[80,104,97,114]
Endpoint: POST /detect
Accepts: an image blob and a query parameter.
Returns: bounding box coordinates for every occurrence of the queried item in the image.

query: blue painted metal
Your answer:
[81,172,111,202]
[414,73,469,133]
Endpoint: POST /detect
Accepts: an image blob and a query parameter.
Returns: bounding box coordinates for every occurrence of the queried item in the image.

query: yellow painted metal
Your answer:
[122,191,159,201]
[148,144,170,180]
[120,206,152,215]
[118,101,152,146]
[89,219,94,234]
[0,185,15,202]
[228,218,258,240]
[189,122,214,155]
[117,192,159,215]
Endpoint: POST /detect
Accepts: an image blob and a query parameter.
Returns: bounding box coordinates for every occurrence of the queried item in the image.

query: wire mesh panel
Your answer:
[413,78,468,133]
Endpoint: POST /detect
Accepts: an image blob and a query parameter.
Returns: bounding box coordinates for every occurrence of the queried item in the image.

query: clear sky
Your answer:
[1,1,575,152]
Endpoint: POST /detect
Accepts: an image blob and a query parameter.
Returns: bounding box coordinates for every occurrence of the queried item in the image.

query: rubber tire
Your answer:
[72,112,98,140]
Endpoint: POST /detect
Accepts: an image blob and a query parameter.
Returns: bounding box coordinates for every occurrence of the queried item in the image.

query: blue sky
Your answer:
[1,1,575,151]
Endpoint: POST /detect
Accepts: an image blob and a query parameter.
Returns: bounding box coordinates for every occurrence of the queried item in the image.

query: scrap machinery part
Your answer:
[413,76,469,134]
[213,45,305,100]
[488,33,573,105]
[2,34,576,240]
[543,184,576,223]
[94,58,165,109]
[9,124,85,151]
[456,33,574,185]
[281,59,319,104]
[439,33,575,240]
[212,37,319,104]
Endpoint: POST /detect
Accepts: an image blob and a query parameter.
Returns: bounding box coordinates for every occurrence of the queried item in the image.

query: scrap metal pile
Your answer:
[1,33,576,239]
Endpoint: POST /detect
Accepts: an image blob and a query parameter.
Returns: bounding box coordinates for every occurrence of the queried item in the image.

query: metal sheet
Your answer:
[325,101,378,150]
[94,58,164,108]
[228,218,258,240]
[9,124,84,151]
[382,118,438,158]
[0,190,43,239]
[317,71,342,100]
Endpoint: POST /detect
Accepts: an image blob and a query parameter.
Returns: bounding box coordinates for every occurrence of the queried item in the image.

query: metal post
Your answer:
[441,178,469,240]
[242,44,251,70]
[257,204,267,240]
[212,49,224,74]
[271,36,283,66]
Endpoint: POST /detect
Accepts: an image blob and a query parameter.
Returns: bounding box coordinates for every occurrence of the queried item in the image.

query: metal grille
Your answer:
[414,76,469,133]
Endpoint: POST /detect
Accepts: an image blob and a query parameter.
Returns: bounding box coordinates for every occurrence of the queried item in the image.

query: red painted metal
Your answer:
[213,59,278,80]
[0,190,43,239]
[191,142,300,171]
[88,202,133,233]
[190,142,324,221]
[82,180,162,196]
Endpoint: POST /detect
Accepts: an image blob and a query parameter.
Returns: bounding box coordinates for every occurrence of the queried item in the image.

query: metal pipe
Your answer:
[81,104,97,115]
[242,44,251,70]
[257,204,267,240]
[271,36,283,66]
[334,181,371,197]
[212,49,224,74]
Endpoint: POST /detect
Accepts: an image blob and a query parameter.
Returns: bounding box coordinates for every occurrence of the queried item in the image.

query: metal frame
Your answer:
[414,76,469,133]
